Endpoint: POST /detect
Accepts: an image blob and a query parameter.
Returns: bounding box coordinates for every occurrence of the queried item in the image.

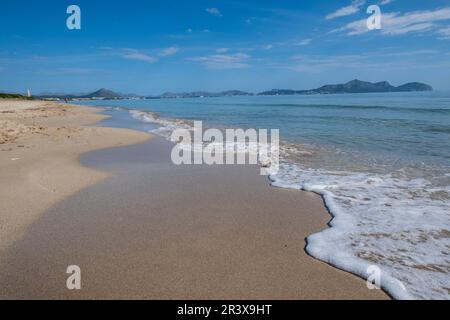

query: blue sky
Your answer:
[1,0,450,94]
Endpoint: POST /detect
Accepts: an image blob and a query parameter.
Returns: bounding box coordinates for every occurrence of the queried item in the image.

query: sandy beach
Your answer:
[0,100,150,253]
[0,100,388,299]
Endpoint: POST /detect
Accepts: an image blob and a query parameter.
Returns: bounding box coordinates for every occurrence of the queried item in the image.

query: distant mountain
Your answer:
[39,88,123,100]
[78,88,122,99]
[258,80,433,95]
[220,90,254,97]
[314,80,396,94]
[39,88,253,100]
[37,81,433,101]
[395,82,433,92]
[39,91,89,97]
[159,90,253,99]
[257,89,300,96]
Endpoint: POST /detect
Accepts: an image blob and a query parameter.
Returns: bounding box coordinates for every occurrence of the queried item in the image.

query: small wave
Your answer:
[424,126,450,134]
[270,162,450,300]
[129,109,280,170]
[227,103,450,114]
[130,110,192,139]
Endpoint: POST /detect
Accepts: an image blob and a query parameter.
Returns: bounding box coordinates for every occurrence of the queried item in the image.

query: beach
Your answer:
[0,100,388,299]
[0,100,150,253]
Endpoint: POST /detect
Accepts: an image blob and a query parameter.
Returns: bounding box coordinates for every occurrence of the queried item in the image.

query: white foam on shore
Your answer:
[129,108,450,300]
[270,162,450,300]
[130,110,192,139]
[130,110,279,171]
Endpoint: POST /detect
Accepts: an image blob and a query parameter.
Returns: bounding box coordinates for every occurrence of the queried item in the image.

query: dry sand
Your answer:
[0,125,389,299]
[0,99,151,253]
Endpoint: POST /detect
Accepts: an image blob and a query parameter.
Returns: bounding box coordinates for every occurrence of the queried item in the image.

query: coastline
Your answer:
[0,100,151,253]
[0,102,388,299]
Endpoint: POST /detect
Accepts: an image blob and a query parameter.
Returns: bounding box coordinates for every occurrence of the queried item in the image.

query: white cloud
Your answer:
[122,50,157,63]
[189,53,251,69]
[333,7,450,36]
[380,0,394,5]
[122,47,178,62]
[326,0,365,20]
[294,38,312,46]
[289,50,445,73]
[206,8,222,17]
[264,44,273,50]
[159,46,179,57]
[187,28,193,33]
[438,26,450,38]
[387,22,434,35]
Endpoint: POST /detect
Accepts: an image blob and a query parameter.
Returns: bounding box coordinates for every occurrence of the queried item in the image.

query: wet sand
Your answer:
[0,135,389,299]
[0,100,150,253]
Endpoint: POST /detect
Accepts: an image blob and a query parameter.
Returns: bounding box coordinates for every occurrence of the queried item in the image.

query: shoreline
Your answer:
[0,100,151,253]
[0,102,388,299]
[119,102,446,300]
[113,105,395,299]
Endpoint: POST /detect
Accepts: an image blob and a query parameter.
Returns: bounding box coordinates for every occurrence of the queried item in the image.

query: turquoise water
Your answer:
[84,92,450,167]
[81,92,450,299]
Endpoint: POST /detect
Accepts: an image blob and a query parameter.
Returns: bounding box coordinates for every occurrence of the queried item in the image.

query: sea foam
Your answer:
[271,162,450,300]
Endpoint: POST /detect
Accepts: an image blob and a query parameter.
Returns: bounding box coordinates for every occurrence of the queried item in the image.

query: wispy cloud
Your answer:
[158,46,179,57]
[294,38,312,46]
[326,0,365,20]
[122,49,157,63]
[206,8,222,17]
[188,53,251,69]
[438,26,450,38]
[289,50,444,73]
[122,46,180,62]
[333,7,450,36]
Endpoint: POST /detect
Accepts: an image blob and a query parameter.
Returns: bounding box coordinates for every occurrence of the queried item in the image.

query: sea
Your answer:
[79,91,450,300]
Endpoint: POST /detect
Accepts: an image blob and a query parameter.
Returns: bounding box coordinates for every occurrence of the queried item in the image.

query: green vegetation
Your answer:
[0,93,34,100]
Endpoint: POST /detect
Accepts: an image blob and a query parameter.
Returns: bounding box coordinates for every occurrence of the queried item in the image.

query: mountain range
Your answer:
[158,90,253,99]
[39,88,122,100]
[258,80,433,95]
[37,80,433,100]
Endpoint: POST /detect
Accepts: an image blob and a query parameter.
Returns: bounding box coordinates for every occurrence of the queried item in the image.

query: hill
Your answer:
[258,80,433,95]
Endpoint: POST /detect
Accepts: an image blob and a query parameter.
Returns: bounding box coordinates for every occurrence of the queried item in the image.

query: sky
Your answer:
[1,0,450,95]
